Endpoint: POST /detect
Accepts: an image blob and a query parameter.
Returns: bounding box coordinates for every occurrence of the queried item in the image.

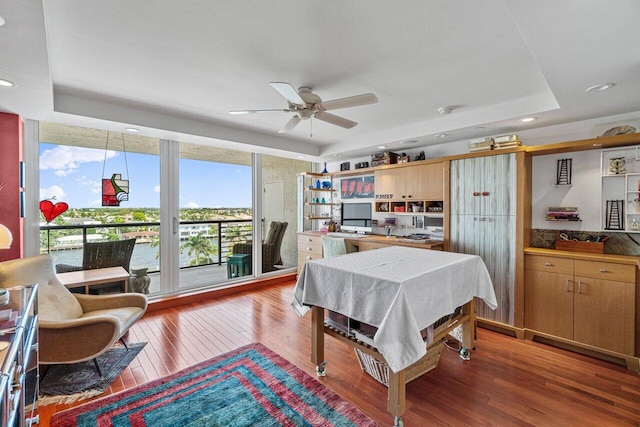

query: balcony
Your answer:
[40,219,254,294]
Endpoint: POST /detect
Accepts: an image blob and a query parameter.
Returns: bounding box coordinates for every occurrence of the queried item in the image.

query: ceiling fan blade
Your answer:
[278,115,301,133]
[314,111,357,129]
[317,93,378,111]
[270,82,305,106]
[229,109,291,115]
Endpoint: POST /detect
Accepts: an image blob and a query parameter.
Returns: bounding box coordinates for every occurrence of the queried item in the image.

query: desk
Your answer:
[57,266,130,294]
[292,246,497,425]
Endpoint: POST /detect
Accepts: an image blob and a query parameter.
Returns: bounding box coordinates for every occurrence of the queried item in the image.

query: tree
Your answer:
[180,233,217,266]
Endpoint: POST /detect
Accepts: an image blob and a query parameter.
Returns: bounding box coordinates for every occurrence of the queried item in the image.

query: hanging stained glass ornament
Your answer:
[102,131,130,206]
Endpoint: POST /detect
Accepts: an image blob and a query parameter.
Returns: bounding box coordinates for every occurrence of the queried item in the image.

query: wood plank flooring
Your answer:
[36,281,640,426]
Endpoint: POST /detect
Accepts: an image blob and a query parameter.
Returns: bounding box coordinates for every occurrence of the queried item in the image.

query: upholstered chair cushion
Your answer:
[0,254,83,320]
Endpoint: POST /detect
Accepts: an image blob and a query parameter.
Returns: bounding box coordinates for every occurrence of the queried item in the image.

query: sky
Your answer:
[39,143,253,209]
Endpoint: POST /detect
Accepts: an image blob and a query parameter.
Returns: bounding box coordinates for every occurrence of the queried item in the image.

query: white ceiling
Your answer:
[1,0,639,161]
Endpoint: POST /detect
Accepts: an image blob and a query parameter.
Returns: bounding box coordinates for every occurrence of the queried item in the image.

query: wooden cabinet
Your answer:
[297,234,323,274]
[525,253,635,356]
[450,153,516,325]
[374,162,444,213]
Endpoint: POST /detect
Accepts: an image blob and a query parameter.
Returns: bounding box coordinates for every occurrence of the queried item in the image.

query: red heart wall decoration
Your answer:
[39,200,69,223]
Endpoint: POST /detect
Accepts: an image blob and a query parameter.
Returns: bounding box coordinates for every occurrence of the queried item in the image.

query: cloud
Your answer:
[40,146,118,176]
[40,185,66,201]
[183,201,199,208]
[153,185,160,193]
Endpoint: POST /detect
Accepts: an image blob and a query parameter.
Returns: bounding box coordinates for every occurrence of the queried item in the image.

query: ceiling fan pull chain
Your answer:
[310,116,313,138]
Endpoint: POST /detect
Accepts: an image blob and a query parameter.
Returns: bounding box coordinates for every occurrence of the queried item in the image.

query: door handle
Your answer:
[173,217,179,234]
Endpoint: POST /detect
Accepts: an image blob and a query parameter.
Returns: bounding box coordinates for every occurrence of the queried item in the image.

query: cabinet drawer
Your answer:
[574,260,635,283]
[525,255,574,275]
[298,234,323,246]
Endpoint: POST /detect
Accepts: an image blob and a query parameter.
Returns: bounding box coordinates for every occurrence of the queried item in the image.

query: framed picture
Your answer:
[341,176,375,199]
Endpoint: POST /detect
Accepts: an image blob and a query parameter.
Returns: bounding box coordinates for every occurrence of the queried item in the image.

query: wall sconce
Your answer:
[0,224,12,249]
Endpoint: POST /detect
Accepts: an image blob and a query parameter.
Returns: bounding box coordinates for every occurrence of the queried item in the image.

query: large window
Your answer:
[36,122,306,297]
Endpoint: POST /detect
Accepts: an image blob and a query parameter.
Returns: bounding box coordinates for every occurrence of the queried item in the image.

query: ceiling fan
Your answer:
[229,82,378,133]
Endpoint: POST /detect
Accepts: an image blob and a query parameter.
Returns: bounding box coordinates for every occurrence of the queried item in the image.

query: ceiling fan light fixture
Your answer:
[0,78,15,87]
[586,83,615,92]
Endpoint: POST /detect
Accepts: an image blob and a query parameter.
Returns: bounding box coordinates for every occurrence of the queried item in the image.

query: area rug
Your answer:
[50,342,378,427]
[28,342,146,407]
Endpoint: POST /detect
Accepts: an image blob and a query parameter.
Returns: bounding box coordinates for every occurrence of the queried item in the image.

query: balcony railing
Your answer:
[40,219,253,273]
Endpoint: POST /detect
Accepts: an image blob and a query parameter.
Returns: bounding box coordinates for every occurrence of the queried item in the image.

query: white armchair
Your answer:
[0,254,147,377]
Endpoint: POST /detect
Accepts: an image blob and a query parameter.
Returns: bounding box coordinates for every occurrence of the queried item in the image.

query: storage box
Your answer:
[554,240,604,254]
[554,231,604,253]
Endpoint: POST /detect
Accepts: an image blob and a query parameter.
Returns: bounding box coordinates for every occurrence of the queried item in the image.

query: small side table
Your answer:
[227,254,251,278]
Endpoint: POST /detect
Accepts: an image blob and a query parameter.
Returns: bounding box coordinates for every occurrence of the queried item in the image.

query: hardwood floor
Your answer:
[37,280,640,426]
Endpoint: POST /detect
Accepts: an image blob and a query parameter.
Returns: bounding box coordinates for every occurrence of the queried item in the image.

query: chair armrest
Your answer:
[55,263,83,274]
[39,317,120,364]
[74,293,148,313]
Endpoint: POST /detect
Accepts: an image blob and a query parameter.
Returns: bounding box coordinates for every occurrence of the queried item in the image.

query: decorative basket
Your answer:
[355,339,445,387]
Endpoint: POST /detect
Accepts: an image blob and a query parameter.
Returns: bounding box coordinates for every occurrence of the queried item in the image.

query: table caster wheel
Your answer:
[459,347,471,361]
[393,415,404,427]
[316,361,327,377]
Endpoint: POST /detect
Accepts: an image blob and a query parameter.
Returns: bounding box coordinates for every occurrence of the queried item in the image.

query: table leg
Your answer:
[311,306,326,376]
[459,299,476,360]
[388,368,406,425]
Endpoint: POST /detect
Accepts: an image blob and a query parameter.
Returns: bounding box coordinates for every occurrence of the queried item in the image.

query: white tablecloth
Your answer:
[292,246,498,372]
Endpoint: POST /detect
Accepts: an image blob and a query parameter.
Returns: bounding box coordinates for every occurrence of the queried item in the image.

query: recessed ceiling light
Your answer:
[333,154,343,157]
[586,83,615,92]
[401,139,417,145]
[520,117,536,123]
[125,127,139,132]
[297,155,305,159]
[0,15,5,26]
[378,145,387,149]
[592,143,602,147]
[438,106,454,115]
[0,78,15,87]
[434,134,447,138]
[476,126,486,130]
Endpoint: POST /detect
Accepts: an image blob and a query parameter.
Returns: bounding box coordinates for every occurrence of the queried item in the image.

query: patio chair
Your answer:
[56,238,136,293]
[233,221,288,273]
[0,254,147,378]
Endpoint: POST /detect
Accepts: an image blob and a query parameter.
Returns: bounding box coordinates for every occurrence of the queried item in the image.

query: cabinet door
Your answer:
[480,154,515,216]
[405,163,443,200]
[374,168,405,199]
[450,213,515,325]
[450,158,480,215]
[524,269,574,339]
[450,154,515,215]
[573,276,635,355]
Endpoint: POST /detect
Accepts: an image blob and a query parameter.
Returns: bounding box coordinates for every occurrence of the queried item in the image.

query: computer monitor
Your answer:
[340,203,372,234]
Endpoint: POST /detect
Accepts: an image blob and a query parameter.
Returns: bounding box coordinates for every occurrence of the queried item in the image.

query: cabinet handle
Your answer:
[599,268,607,273]
[565,279,570,292]
[306,247,312,251]
[407,195,412,198]
[577,281,583,294]
[544,262,552,266]
[482,191,489,196]
[306,238,312,242]
[473,192,480,196]
[306,256,312,260]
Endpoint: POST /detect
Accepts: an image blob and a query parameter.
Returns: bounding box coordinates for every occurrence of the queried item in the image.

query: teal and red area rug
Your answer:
[51,342,378,427]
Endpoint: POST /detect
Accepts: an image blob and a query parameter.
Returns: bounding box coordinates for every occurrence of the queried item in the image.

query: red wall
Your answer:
[0,112,23,261]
